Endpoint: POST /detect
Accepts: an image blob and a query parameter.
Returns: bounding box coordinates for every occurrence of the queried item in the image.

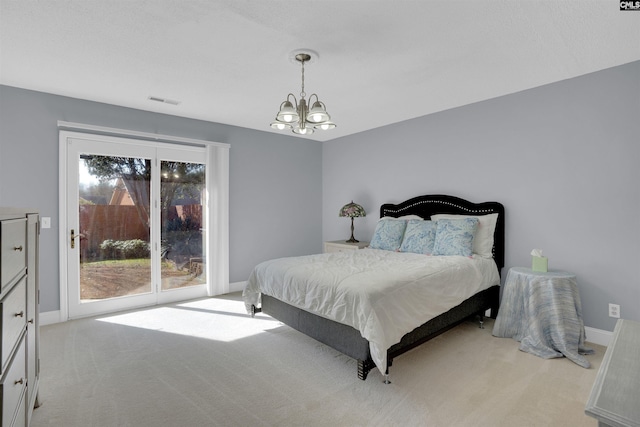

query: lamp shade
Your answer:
[293,126,314,135]
[270,121,292,130]
[276,100,299,123]
[307,101,331,123]
[313,121,336,130]
[339,201,366,218]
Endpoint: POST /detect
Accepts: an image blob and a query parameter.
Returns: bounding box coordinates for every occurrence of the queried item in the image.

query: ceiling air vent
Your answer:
[148,96,181,106]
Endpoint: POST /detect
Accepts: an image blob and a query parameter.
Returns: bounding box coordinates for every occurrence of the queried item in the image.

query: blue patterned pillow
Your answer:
[399,220,437,255]
[432,218,479,256]
[369,219,407,251]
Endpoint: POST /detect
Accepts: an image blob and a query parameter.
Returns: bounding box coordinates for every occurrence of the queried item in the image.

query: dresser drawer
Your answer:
[12,391,27,427]
[1,277,27,373]
[1,218,27,291]
[1,336,27,427]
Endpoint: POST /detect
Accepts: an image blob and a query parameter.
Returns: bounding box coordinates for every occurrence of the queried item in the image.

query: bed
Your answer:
[243,194,505,382]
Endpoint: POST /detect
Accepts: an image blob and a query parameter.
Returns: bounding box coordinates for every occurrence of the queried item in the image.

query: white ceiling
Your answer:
[1,1,639,142]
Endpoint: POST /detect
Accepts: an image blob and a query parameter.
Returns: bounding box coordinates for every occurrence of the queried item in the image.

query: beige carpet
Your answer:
[31,292,603,427]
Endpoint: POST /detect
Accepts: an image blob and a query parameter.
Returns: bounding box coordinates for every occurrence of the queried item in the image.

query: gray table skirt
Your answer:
[492,267,594,368]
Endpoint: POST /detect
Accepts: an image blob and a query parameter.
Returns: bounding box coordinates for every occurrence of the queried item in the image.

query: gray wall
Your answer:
[0,85,323,313]
[2,60,638,333]
[323,61,640,333]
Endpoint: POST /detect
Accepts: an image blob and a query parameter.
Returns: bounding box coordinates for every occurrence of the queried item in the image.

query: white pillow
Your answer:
[430,213,498,258]
[380,215,423,220]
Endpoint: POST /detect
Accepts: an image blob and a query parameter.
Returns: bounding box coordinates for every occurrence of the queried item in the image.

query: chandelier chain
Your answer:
[300,59,306,99]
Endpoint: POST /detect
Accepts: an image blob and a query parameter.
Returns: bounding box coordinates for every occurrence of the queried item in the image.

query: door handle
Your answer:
[70,229,85,249]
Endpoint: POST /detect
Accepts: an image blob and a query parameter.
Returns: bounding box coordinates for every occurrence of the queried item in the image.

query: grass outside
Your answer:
[80,258,205,300]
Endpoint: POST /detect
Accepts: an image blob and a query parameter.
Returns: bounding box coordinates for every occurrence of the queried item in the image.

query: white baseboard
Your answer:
[40,283,248,326]
[40,294,613,347]
[585,326,612,347]
[40,310,62,326]
[229,281,246,293]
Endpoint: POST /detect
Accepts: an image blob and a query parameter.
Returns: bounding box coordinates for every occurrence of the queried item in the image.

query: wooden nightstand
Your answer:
[323,240,369,253]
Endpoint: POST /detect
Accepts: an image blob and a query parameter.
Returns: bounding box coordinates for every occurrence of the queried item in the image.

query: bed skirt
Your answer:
[261,284,500,380]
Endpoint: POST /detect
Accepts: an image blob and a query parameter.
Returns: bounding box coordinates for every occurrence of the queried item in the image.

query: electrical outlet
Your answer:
[608,303,620,319]
[41,217,51,229]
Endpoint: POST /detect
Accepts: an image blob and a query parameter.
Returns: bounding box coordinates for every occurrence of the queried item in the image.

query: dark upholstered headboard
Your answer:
[379,194,505,273]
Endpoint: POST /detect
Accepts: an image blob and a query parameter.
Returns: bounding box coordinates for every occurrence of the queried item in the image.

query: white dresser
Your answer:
[585,319,640,427]
[323,240,369,253]
[0,209,39,427]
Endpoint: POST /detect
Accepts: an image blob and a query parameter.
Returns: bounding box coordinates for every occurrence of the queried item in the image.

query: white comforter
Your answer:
[243,248,500,375]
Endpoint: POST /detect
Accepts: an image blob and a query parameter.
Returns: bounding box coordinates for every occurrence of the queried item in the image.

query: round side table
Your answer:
[492,267,593,367]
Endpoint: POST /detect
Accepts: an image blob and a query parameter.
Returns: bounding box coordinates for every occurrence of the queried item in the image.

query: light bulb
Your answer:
[283,114,293,122]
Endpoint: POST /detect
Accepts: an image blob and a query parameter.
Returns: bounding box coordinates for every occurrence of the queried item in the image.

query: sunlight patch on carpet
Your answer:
[96,297,279,342]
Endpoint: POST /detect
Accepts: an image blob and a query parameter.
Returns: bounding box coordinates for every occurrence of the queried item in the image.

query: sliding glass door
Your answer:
[65,135,208,318]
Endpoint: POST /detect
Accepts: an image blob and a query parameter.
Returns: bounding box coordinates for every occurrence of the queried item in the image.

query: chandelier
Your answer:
[270,52,336,135]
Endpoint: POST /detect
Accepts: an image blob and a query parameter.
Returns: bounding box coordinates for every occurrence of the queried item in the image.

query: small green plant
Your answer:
[100,239,150,260]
